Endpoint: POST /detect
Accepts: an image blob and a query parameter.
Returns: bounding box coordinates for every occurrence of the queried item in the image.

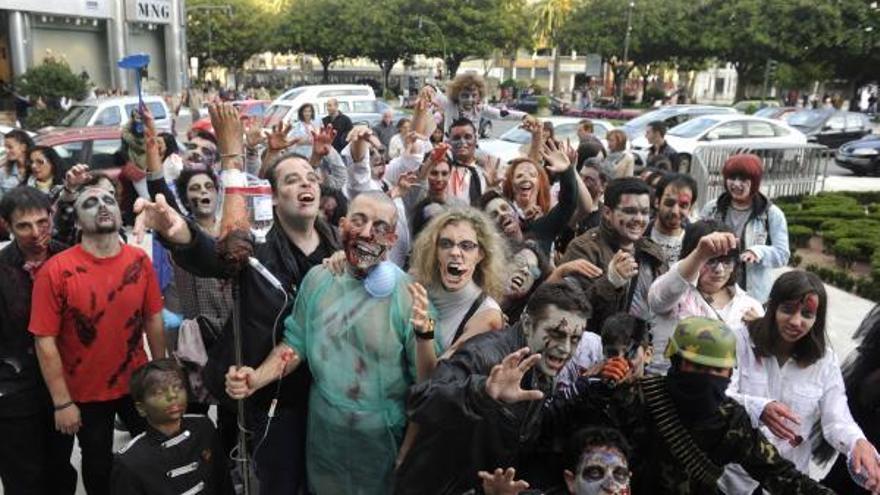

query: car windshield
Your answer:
[669,117,719,138]
[622,108,677,131]
[753,107,778,118]
[499,126,532,144]
[59,105,97,127]
[279,88,307,101]
[788,110,829,128]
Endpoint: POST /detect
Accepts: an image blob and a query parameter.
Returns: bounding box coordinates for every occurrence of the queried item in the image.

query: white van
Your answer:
[58,95,173,133]
[262,84,376,129]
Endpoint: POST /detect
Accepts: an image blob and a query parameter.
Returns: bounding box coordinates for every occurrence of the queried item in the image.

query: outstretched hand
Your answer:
[540,138,573,174]
[133,194,188,244]
[485,347,545,404]
[408,283,431,334]
[266,121,299,152]
[479,467,530,495]
[311,124,337,157]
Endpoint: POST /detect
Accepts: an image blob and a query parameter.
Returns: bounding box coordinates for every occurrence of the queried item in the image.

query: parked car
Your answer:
[621,105,737,142]
[346,100,409,128]
[835,136,880,176]
[478,116,613,166]
[190,99,271,136]
[33,126,127,175]
[660,114,807,171]
[753,106,799,122]
[732,100,781,114]
[787,109,873,149]
[57,96,173,133]
[262,84,377,129]
[509,95,569,115]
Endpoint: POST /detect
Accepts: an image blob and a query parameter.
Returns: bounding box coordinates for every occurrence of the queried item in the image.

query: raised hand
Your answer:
[208,102,245,158]
[485,347,545,403]
[64,163,92,192]
[321,250,348,276]
[609,250,639,280]
[408,283,431,335]
[540,138,573,174]
[265,121,299,152]
[696,232,739,260]
[311,124,337,157]
[478,467,530,495]
[143,108,162,174]
[430,142,451,163]
[244,116,264,148]
[547,259,603,283]
[392,171,419,199]
[133,193,189,244]
[600,356,632,384]
[740,249,760,264]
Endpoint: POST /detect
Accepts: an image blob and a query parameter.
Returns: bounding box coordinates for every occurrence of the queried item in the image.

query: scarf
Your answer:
[665,369,730,426]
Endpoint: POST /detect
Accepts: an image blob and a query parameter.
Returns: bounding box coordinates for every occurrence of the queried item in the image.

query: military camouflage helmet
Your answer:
[664,316,737,368]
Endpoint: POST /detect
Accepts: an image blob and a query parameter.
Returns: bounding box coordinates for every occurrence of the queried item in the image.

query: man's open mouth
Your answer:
[298,192,316,204]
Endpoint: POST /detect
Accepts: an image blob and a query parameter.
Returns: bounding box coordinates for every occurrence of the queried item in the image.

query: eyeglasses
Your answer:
[437,238,479,252]
[615,206,651,218]
[706,257,736,270]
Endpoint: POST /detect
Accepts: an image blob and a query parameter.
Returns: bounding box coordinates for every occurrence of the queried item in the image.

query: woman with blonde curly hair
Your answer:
[422,73,527,134]
[410,207,506,360]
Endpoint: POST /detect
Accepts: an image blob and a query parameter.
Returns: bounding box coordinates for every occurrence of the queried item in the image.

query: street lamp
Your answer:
[418,16,448,80]
[618,1,635,108]
[187,5,232,65]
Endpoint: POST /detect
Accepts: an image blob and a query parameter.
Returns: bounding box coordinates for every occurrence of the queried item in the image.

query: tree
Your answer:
[352,0,421,94]
[532,0,574,96]
[275,0,360,82]
[186,0,275,75]
[414,0,519,78]
[16,55,89,129]
[558,0,700,104]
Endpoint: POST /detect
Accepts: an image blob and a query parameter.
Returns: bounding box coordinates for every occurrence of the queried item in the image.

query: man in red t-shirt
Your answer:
[30,186,165,495]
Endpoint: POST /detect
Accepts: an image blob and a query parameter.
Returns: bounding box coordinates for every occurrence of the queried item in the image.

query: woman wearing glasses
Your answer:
[409,207,507,365]
[647,219,763,374]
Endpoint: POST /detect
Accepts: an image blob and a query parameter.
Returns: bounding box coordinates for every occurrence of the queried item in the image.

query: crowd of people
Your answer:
[1,72,880,495]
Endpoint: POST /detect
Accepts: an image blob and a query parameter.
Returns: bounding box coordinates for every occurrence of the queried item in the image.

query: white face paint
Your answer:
[74,187,122,234]
[522,304,586,377]
[569,447,630,495]
[458,85,480,111]
[506,248,540,299]
[185,173,218,219]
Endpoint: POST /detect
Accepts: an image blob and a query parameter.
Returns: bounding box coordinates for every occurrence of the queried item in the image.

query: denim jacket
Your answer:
[700,193,790,303]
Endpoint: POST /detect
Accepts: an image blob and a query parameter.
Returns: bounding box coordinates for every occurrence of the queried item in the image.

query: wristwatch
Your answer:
[415,318,436,340]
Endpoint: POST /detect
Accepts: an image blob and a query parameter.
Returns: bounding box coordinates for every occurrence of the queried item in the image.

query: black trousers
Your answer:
[56,395,147,495]
[0,407,77,495]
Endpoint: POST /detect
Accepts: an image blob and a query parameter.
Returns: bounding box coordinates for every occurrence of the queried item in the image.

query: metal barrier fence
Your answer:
[690,143,830,211]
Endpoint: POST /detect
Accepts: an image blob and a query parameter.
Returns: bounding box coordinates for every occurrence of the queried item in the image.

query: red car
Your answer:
[35,126,127,178]
[189,99,271,137]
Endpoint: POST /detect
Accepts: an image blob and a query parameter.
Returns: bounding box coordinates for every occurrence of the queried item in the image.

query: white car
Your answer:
[648,114,807,170]
[57,96,173,133]
[478,116,614,166]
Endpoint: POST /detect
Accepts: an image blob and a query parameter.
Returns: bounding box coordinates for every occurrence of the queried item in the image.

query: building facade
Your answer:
[0,0,186,93]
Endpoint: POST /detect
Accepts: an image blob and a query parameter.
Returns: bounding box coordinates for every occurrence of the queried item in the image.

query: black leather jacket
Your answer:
[395,324,547,495]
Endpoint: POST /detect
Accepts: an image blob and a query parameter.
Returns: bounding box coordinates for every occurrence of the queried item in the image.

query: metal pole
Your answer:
[231,281,251,495]
[761,59,771,107]
[618,1,634,108]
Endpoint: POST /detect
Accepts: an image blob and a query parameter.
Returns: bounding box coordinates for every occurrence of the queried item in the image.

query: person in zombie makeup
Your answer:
[645,172,696,265]
[478,426,633,495]
[410,153,453,239]
[393,281,592,494]
[535,317,836,494]
[135,103,342,495]
[0,187,76,495]
[29,186,166,495]
[225,191,435,495]
[421,74,527,134]
[721,270,880,493]
[500,239,551,325]
[561,178,667,329]
[700,153,790,303]
[110,359,232,495]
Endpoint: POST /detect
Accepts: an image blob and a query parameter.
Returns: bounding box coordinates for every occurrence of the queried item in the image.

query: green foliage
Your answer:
[275,0,360,81]
[24,108,64,130]
[15,57,88,101]
[787,224,813,248]
[187,0,276,71]
[642,86,666,104]
[536,96,550,109]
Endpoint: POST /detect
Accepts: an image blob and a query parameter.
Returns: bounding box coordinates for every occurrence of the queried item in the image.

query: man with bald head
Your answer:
[135,152,342,494]
[372,108,396,156]
[323,98,354,152]
[225,190,434,495]
[30,186,166,495]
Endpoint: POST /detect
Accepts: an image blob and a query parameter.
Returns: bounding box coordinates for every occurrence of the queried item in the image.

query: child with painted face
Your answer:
[111,359,232,495]
[420,74,527,135]
[722,270,880,493]
[479,426,632,495]
[225,191,436,495]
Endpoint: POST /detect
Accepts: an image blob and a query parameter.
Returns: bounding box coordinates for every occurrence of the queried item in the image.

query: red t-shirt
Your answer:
[29,244,164,403]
